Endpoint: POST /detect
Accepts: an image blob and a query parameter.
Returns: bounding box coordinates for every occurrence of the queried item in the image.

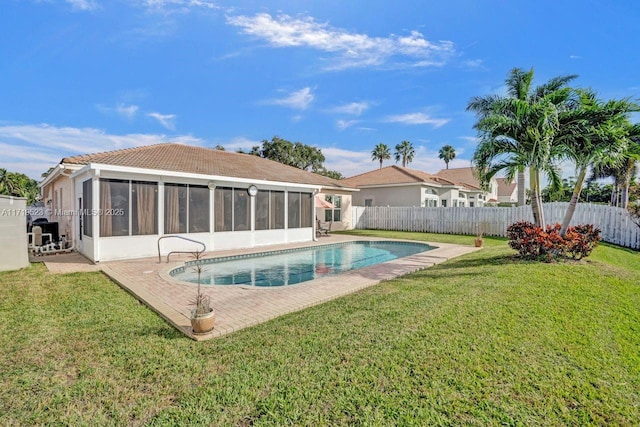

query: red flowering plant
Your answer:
[506,221,600,262]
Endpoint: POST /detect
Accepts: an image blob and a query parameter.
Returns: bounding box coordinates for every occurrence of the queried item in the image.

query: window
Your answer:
[233,188,250,231]
[288,192,300,228]
[271,191,284,229]
[441,199,447,207]
[188,185,210,233]
[364,199,373,207]
[470,202,475,207]
[99,179,158,237]
[132,181,158,235]
[256,190,285,230]
[164,184,187,234]
[165,184,209,234]
[82,179,92,237]
[287,192,312,229]
[425,199,438,207]
[214,186,256,232]
[324,195,342,222]
[100,179,130,237]
[214,187,232,232]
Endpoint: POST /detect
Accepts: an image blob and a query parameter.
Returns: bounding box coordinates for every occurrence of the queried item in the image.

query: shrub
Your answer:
[506,221,601,262]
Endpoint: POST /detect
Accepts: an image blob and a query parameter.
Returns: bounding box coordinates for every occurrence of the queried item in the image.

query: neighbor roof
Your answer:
[496,178,517,197]
[341,165,455,187]
[60,143,352,190]
[435,167,482,191]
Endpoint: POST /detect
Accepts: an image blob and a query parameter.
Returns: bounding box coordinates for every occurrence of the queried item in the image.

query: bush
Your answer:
[506,221,601,262]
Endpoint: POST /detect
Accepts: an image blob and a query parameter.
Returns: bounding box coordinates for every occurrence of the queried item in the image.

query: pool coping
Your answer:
[100,235,480,341]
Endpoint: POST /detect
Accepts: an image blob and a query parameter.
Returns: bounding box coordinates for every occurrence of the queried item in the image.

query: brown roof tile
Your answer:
[341,165,455,187]
[496,178,517,196]
[61,143,351,189]
[435,167,482,191]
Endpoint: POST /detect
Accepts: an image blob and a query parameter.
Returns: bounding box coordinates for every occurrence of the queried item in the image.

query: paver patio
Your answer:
[44,235,480,340]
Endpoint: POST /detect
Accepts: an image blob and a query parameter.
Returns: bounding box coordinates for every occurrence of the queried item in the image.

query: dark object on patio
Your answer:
[316,219,330,236]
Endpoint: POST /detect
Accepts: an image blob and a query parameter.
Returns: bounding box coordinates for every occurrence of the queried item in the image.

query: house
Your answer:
[435,167,499,206]
[40,143,356,262]
[495,178,518,205]
[341,165,489,208]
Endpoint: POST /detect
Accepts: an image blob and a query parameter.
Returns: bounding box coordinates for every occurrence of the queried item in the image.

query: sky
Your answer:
[2,0,639,181]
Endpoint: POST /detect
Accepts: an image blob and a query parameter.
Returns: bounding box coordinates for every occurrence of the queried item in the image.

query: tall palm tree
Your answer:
[371,143,391,169]
[557,91,638,235]
[468,67,578,210]
[438,145,456,169]
[468,67,577,227]
[394,140,415,167]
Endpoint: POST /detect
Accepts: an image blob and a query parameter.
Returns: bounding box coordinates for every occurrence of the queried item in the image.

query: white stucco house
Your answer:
[496,178,518,205]
[40,143,356,262]
[342,165,496,208]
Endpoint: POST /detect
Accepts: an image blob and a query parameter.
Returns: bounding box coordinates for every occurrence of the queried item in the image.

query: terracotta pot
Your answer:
[191,309,215,334]
[474,237,483,247]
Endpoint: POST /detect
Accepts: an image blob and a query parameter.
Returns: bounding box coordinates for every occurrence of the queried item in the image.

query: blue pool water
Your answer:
[170,241,435,287]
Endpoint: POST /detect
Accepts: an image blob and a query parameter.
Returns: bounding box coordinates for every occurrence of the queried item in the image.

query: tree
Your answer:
[557,92,639,235]
[468,67,577,227]
[438,145,456,169]
[254,136,329,175]
[318,169,344,180]
[213,145,225,151]
[371,143,391,169]
[0,168,40,205]
[468,67,578,210]
[394,140,415,167]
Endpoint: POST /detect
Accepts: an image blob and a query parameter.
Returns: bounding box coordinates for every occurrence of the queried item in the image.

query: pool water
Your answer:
[170,241,435,287]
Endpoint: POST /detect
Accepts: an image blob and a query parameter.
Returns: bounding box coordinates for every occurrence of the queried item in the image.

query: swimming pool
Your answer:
[170,241,435,287]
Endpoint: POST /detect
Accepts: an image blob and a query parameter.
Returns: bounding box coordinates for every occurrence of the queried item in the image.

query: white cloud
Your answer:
[384,112,450,127]
[227,13,455,70]
[329,102,370,116]
[337,119,358,130]
[0,123,203,178]
[66,0,100,11]
[97,103,139,120]
[147,112,176,130]
[142,0,219,13]
[266,87,314,110]
[569,55,582,60]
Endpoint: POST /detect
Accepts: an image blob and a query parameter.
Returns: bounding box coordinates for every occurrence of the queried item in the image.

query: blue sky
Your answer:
[2,0,639,180]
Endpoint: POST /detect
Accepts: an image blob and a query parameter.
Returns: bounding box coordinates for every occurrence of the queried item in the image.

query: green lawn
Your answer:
[1,231,639,425]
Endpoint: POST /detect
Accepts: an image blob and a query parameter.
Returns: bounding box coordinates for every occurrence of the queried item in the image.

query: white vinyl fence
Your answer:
[352,202,640,250]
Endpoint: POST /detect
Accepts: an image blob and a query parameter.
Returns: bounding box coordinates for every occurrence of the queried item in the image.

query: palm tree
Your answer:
[468,67,577,227]
[557,90,638,235]
[438,145,456,169]
[394,140,415,167]
[371,143,391,169]
[468,67,577,210]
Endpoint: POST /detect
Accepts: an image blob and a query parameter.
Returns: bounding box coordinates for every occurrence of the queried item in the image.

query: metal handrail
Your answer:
[157,235,206,263]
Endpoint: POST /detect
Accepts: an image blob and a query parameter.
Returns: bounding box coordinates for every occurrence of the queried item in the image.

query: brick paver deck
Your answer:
[97,235,480,341]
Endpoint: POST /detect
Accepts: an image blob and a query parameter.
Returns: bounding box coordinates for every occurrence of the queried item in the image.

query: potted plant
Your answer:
[189,251,215,334]
[474,224,484,247]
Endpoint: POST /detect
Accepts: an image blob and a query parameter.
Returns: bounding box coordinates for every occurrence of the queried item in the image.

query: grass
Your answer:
[1,231,639,425]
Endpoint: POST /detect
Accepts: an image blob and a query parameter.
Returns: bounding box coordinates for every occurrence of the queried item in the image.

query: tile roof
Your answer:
[496,178,518,196]
[435,167,482,191]
[60,143,351,189]
[341,165,455,187]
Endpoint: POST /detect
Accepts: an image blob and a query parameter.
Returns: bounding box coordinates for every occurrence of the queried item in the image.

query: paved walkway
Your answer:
[40,235,480,341]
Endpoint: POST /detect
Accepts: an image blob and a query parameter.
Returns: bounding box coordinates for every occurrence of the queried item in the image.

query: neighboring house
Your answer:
[40,143,356,262]
[341,165,487,208]
[435,167,499,206]
[495,178,518,205]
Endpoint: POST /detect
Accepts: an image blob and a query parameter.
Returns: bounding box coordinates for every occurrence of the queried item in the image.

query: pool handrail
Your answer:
[157,235,206,263]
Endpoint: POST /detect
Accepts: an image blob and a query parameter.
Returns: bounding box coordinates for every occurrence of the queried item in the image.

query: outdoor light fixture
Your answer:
[247,185,258,197]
